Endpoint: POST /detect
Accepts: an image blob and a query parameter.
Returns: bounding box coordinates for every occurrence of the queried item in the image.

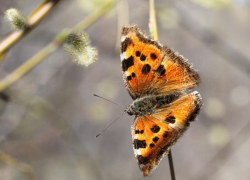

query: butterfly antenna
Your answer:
[96,112,126,138]
[93,94,126,108]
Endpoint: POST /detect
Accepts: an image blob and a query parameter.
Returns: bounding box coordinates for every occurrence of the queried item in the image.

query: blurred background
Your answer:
[0,0,250,179]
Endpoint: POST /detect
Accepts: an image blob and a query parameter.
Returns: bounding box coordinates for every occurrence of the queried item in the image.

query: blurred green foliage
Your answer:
[191,0,231,8]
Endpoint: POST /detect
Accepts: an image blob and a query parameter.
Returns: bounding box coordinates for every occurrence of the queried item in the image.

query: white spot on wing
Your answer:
[134,149,141,155]
[139,164,145,169]
[121,35,128,42]
[169,123,181,129]
[193,91,202,100]
[120,52,126,61]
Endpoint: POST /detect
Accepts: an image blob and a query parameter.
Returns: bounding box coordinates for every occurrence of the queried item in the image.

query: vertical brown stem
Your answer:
[168,150,176,180]
[149,0,176,179]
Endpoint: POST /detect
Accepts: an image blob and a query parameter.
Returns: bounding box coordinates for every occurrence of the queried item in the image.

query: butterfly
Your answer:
[120,25,202,176]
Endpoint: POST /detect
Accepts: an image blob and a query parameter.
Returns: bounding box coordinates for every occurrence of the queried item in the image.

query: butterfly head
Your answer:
[124,105,135,116]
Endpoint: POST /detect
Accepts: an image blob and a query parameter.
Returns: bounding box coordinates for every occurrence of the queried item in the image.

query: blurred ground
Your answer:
[0,0,250,180]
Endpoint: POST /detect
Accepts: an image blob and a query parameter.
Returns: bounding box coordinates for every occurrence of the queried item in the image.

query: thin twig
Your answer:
[116,0,129,50]
[168,150,176,180]
[0,0,117,93]
[0,150,34,180]
[0,0,62,62]
[149,1,176,179]
[149,0,158,40]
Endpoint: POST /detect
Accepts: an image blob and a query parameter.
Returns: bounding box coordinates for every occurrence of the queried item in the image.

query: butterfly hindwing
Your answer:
[153,91,202,129]
[131,92,202,176]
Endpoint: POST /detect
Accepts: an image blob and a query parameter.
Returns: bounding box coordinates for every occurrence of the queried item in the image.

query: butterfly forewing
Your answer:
[121,25,166,99]
[120,25,200,98]
[148,51,200,95]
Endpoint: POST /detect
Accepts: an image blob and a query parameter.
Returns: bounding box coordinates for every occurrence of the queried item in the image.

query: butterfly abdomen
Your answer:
[154,93,180,108]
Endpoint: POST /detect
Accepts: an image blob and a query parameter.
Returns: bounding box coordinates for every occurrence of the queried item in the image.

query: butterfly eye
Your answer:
[125,108,134,116]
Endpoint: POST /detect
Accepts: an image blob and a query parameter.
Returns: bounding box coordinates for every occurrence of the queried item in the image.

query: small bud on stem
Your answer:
[63,31,98,67]
[5,8,27,30]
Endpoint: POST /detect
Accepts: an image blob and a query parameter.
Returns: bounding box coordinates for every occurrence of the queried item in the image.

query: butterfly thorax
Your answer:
[125,94,180,116]
[126,97,154,116]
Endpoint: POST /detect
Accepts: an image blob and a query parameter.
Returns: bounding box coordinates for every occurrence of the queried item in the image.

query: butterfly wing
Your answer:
[147,51,200,96]
[131,92,202,176]
[121,25,200,99]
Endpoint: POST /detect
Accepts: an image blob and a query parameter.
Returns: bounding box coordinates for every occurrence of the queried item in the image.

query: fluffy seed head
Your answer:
[64,31,98,67]
[5,8,27,30]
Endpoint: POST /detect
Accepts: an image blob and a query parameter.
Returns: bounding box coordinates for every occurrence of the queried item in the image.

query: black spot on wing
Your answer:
[137,155,150,165]
[136,51,141,57]
[140,54,147,61]
[155,65,166,76]
[151,125,160,133]
[121,38,133,53]
[163,131,168,138]
[127,72,136,81]
[150,53,157,60]
[153,137,159,143]
[150,143,155,148]
[127,76,132,81]
[165,116,176,124]
[141,64,151,74]
[134,139,147,149]
[135,130,144,134]
[122,55,134,71]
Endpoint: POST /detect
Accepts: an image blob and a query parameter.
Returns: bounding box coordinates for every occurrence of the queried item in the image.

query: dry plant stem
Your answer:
[116,0,129,50]
[0,0,61,61]
[0,0,117,93]
[149,0,158,40]
[71,0,117,32]
[168,150,176,180]
[0,150,34,180]
[149,0,176,179]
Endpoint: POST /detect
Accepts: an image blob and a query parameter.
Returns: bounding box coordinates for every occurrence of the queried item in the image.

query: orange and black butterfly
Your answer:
[121,25,202,176]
